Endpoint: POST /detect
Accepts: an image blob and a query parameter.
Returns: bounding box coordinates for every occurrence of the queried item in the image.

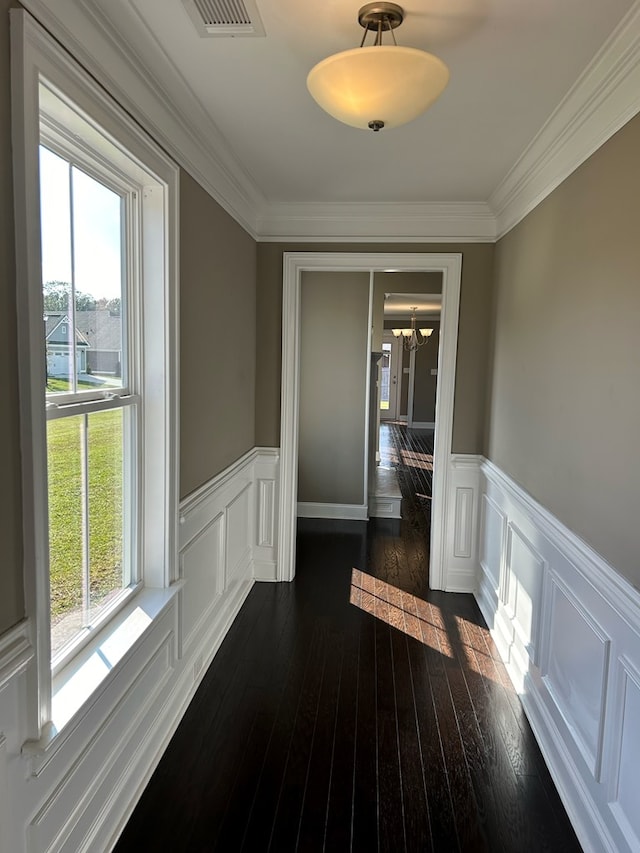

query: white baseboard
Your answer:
[297,502,368,521]
[253,560,279,581]
[410,421,435,430]
[368,495,402,518]
[477,459,640,853]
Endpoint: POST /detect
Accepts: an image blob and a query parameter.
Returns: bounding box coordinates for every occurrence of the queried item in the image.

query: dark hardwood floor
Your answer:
[114,424,582,852]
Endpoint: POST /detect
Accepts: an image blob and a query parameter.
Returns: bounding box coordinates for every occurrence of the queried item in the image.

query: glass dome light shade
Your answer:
[307,45,449,131]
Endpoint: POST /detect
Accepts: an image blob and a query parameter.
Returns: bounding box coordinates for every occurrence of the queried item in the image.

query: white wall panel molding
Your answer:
[504,522,545,666]
[253,448,280,581]
[482,460,640,629]
[258,480,276,547]
[27,623,176,852]
[478,458,640,853]
[0,734,10,853]
[519,682,619,853]
[179,447,256,543]
[542,575,610,780]
[491,1,640,238]
[607,657,640,851]
[179,513,225,654]
[0,619,34,691]
[258,201,496,242]
[477,493,507,629]
[443,455,482,593]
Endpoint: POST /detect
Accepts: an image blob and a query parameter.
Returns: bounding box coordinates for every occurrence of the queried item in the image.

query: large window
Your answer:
[12,11,178,738]
[39,135,137,667]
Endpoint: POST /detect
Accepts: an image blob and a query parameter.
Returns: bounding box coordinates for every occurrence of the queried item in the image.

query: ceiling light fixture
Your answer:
[392,308,434,351]
[307,2,449,132]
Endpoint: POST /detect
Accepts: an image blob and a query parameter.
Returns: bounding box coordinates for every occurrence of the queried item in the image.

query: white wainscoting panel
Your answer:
[226,484,252,586]
[180,513,224,653]
[609,660,640,850]
[443,455,482,592]
[504,523,544,667]
[0,446,281,852]
[477,493,506,621]
[478,458,640,853]
[253,449,279,581]
[0,734,10,853]
[543,576,610,779]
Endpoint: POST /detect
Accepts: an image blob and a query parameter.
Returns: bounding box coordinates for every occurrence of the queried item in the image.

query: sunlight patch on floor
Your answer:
[350,570,510,691]
[350,568,453,657]
[399,449,433,470]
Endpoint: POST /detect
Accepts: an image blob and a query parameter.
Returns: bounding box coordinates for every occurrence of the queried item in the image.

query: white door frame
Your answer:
[278,252,462,591]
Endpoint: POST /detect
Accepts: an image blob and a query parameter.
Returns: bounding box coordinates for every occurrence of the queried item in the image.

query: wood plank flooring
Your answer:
[114,425,582,852]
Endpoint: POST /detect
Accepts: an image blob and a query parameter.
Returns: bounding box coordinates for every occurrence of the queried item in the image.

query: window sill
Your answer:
[22,584,180,776]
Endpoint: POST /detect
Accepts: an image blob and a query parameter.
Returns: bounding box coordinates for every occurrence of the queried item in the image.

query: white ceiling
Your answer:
[384,293,441,316]
[29,0,640,237]
[101,0,634,200]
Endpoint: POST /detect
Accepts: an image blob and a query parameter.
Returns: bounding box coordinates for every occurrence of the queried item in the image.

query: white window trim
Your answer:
[11,9,179,743]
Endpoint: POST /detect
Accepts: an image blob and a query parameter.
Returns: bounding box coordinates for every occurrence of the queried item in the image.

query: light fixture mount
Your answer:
[358,3,404,33]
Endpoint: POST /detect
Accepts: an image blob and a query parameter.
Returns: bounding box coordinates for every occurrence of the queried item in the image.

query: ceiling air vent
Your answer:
[182,0,265,37]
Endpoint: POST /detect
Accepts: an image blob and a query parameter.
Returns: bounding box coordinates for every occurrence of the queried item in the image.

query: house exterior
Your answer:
[1,3,640,853]
[75,309,123,376]
[44,312,89,378]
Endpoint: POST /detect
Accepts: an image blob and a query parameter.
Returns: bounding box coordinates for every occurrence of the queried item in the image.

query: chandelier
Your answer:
[392,308,433,351]
[307,2,449,132]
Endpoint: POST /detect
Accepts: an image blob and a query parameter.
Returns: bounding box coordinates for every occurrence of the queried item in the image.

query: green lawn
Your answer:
[47,409,124,623]
[47,377,97,393]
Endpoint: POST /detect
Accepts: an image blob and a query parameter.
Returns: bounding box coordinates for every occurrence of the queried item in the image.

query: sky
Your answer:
[39,145,123,302]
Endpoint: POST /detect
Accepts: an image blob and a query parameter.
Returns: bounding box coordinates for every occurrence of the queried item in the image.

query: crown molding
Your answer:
[491,0,640,239]
[257,201,497,242]
[19,0,266,240]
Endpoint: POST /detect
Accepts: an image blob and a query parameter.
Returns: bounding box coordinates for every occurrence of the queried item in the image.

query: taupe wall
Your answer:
[298,271,369,505]
[487,112,640,589]
[1,0,26,634]
[255,243,495,454]
[179,171,256,498]
[413,324,440,423]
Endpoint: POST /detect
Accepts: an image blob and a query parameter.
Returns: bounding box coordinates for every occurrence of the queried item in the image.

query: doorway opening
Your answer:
[278,252,462,592]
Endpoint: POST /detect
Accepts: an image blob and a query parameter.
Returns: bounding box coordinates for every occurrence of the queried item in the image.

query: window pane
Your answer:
[48,408,127,659]
[88,408,125,615]
[40,147,74,396]
[48,414,84,656]
[71,167,125,390]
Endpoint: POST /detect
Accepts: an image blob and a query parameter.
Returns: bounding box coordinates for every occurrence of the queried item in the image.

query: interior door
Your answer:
[380,333,401,420]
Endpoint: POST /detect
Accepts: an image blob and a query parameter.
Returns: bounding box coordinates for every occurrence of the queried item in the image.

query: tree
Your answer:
[43,281,96,312]
[43,280,70,312]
